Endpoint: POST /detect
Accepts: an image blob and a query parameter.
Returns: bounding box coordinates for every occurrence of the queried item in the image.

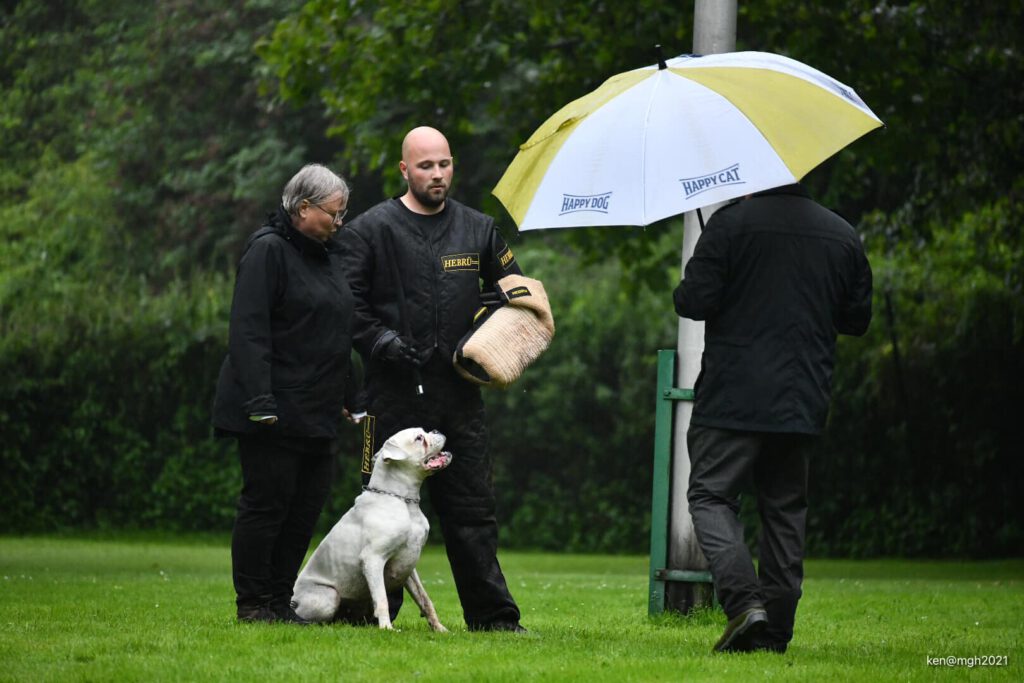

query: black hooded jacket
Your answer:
[674,185,873,434]
[338,198,521,373]
[213,207,355,437]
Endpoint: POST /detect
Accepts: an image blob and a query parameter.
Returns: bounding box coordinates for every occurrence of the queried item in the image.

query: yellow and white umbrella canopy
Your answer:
[494,51,883,230]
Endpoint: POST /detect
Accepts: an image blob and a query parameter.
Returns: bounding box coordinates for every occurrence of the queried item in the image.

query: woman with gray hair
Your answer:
[214,163,361,624]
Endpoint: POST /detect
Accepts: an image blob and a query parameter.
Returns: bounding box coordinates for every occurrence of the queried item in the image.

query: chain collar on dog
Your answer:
[361,485,419,504]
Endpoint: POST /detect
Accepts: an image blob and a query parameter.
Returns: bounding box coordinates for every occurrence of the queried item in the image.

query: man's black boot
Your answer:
[713,606,768,653]
[749,635,788,653]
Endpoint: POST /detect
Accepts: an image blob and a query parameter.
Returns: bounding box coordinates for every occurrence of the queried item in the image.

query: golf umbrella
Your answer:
[494,51,883,230]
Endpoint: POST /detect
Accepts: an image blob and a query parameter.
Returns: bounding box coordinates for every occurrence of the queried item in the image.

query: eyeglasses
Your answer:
[311,202,348,225]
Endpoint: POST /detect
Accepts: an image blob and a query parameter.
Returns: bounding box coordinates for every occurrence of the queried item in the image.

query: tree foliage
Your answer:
[740,2,1023,224]
[260,0,1023,272]
[260,0,689,200]
[0,0,333,277]
[258,0,694,279]
[814,196,1023,556]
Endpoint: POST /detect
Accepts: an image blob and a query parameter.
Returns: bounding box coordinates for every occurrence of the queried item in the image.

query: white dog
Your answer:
[292,427,452,631]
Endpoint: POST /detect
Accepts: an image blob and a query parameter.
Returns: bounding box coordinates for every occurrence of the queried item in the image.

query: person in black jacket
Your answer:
[213,163,360,624]
[674,184,872,653]
[338,126,525,632]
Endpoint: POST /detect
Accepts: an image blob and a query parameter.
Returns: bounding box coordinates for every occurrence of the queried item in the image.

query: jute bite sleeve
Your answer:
[452,274,555,387]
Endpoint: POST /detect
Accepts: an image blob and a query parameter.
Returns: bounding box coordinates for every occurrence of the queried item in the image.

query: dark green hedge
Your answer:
[1,199,1020,557]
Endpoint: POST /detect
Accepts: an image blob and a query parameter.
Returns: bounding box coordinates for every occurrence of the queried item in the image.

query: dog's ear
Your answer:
[379,441,409,463]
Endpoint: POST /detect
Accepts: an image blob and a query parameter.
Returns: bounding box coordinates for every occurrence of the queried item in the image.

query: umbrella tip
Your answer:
[655,44,667,70]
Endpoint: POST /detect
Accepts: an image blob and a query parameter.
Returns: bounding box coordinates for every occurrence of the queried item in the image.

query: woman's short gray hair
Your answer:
[281,163,350,215]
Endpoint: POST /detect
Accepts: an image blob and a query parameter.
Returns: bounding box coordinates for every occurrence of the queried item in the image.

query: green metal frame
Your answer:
[648,349,713,616]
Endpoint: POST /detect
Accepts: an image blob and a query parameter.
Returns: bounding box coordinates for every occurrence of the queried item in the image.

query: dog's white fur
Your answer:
[292,427,451,631]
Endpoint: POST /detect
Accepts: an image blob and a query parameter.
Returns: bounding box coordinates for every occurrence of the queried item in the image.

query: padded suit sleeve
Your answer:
[482,221,522,290]
[338,227,392,359]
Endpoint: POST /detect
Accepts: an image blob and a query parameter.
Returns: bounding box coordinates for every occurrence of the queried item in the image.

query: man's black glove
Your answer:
[380,335,426,368]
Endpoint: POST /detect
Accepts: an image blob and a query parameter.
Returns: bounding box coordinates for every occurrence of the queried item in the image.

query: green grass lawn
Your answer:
[0,536,1020,682]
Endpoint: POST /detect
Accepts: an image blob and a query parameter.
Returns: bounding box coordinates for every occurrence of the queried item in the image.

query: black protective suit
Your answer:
[674,184,872,650]
[339,197,522,629]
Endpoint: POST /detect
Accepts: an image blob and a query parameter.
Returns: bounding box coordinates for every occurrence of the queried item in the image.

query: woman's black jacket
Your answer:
[213,207,355,438]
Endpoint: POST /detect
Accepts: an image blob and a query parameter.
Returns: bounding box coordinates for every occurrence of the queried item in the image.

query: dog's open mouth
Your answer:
[424,451,452,471]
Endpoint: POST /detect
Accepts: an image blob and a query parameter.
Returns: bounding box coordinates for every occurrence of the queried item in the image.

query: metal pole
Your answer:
[666,0,736,614]
[692,0,737,55]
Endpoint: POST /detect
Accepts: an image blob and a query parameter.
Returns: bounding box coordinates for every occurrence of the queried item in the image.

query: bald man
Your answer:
[338,127,525,632]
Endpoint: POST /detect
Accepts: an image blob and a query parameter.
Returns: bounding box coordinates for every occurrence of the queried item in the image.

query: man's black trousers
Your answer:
[231,435,334,610]
[686,425,812,646]
[361,358,521,629]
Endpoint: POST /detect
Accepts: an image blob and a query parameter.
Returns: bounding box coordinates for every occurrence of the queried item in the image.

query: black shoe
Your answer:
[237,604,278,624]
[713,606,768,653]
[469,621,529,634]
[749,636,788,654]
[277,605,312,625]
[270,598,311,625]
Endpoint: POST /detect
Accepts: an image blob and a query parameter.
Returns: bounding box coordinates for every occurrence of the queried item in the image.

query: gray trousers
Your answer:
[687,425,812,646]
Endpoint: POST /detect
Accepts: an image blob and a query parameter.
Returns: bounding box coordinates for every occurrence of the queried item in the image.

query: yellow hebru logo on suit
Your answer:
[441,253,480,271]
